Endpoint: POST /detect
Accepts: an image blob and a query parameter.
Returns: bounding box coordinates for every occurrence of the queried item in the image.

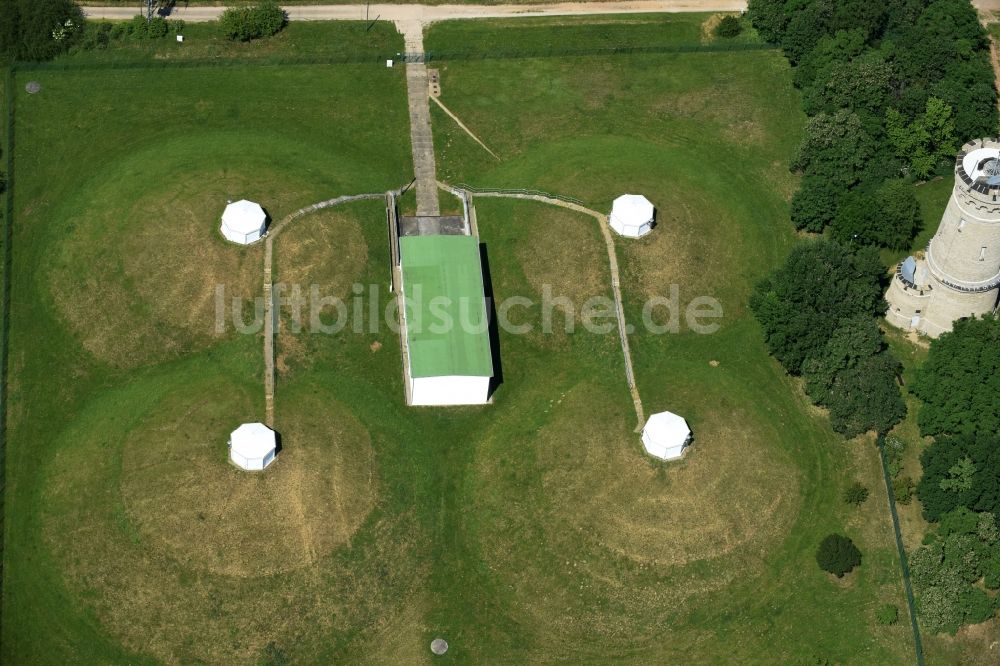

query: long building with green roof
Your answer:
[399,234,494,405]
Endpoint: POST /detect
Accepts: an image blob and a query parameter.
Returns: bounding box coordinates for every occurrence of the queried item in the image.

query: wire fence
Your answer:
[456,183,587,208]
[0,65,14,656]
[876,433,926,666]
[13,40,777,72]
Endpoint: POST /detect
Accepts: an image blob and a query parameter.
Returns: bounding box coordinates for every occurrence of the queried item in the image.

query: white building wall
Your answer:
[640,431,687,460]
[409,375,491,406]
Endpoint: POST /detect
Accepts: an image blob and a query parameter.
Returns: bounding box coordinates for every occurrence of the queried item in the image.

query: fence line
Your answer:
[0,65,15,656]
[456,183,586,207]
[14,41,777,72]
[877,433,926,666]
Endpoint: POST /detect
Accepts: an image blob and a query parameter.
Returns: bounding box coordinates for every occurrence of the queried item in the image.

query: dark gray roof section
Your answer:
[957,138,1000,194]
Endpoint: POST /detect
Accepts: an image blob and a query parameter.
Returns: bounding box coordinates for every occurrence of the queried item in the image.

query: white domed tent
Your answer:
[641,411,691,460]
[609,194,654,238]
[229,422,277,471]
[220,200,267,245]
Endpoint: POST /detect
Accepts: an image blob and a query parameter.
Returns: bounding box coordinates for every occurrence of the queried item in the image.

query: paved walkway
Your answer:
[82,2,748,22]
[451,185,646,431]
[399,21,441,216]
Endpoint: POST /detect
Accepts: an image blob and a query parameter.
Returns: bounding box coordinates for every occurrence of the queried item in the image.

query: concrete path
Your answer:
[452,185,646,431]
[399,21,441,216]
[83,2,748,22]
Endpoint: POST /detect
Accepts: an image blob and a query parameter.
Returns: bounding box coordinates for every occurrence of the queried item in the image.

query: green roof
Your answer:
[400,235,494,378]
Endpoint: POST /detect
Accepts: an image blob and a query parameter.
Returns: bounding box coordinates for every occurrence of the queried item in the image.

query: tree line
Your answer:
[747,1,1000,633]
[749,0,997,248]
[0,1,288,62]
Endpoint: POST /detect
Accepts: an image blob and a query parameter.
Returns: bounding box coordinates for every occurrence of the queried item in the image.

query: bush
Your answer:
[843,481,870,506]
[893,475,915,505]
[983,553,1000,590]
[714,15,742,39]
[219,1,287,42]
[816,533,862,577]
[876,604,899,626]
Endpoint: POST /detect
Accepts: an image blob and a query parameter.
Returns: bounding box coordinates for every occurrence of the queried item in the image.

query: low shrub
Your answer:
[714,15,742,39]
[219,1,287,42]
[875,604,898,626]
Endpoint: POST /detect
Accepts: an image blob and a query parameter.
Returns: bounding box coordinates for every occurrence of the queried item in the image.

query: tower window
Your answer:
[980,247,987,261]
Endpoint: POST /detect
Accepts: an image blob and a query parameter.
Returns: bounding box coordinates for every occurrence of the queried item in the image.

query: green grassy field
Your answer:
[1,14,922,664]
[423,14,916,663]
[61,20,400,64]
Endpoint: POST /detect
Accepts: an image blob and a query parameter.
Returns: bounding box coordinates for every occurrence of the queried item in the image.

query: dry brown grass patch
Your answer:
[516,206,607,306]
[40,376,416,663]
[621,191,739,308]
[472,381,800,650]
[119,383,375,577]
[273,208,369,375]
[47,166,346,367]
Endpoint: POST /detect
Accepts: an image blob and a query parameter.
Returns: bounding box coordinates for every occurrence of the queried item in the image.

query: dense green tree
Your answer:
[826,352,905,437]
[930,57,998,142]
[750,240,885,374]
[912,317,1000,439]
[791,110,877,188]
[983,553,1000,590]
[793,29,867,90]
[911,510,1000,633]
[746,0,790,44]
[816,533,862,577]
[830,179,920,249]
[917,436,1000,521]
[0,0,83,62]
[790,175,841,232]
[803,51,895,118]
[803,315,882,403]
[781,1,834,65]
[886,98,957,179]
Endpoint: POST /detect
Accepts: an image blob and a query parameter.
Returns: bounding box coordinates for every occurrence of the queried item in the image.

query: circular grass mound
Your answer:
[469,380,799,649]
[40,369,423,663]
[120,379,376,577]
[46,133,367,369]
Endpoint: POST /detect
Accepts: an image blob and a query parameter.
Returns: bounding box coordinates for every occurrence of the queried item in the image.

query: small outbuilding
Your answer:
[221,200,267,245]
[609,194,655,238]
[641,411,691,460]
[398,235,494,406]
[229,422,277,471]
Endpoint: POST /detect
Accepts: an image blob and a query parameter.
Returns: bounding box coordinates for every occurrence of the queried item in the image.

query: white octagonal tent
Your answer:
[641,411,691,461]
[229,422,277,471]
[609,194,654,238]
[221,200,267,244]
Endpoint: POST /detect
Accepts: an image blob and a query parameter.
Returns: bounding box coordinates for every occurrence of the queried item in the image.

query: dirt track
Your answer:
[83,1,747,23]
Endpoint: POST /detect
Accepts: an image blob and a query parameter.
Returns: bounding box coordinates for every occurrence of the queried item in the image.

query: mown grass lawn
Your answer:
[423,13,917,663]
[3,14,919,665]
